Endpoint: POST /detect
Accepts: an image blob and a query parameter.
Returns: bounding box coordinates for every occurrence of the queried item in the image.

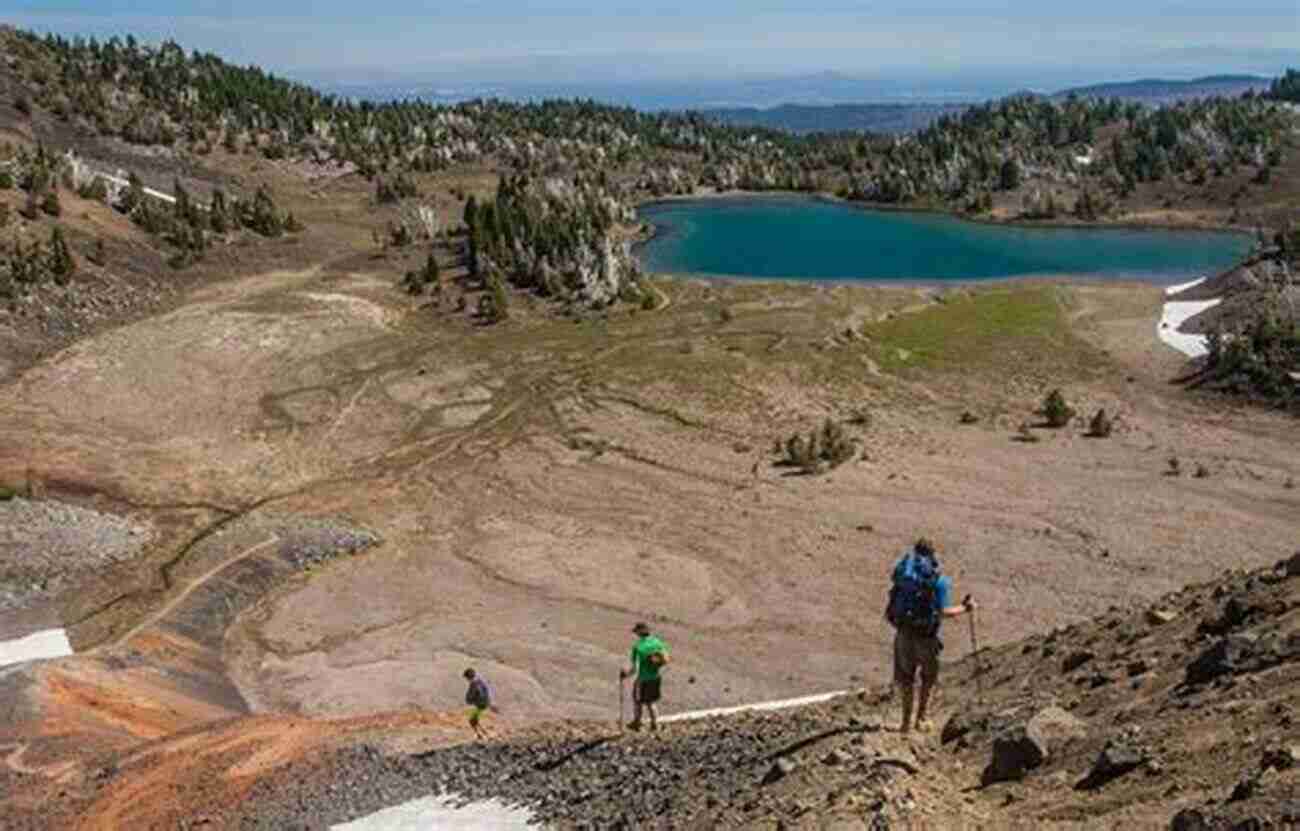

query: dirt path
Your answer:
[99,535,280,652]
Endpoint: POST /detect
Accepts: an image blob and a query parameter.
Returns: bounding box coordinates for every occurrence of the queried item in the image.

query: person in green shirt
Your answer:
[621,621,669,732]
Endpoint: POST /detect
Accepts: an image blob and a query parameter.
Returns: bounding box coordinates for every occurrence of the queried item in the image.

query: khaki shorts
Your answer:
[893,627,941,688]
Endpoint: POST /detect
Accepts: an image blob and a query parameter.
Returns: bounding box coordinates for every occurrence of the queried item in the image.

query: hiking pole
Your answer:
[619,672,626,732]
[964,594,984,694]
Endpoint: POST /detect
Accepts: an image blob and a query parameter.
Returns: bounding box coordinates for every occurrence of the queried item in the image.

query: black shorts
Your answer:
[634,678,662,704]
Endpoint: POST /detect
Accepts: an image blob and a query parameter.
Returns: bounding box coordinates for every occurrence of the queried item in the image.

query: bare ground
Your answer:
[1,223,1298,827]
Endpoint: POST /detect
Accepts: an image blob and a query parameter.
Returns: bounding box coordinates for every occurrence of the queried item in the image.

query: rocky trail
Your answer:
[5,551,1292,830]
[264,550,1300,830]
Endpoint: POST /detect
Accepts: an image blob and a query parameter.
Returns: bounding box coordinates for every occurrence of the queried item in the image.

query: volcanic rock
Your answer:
[1076,740,1148,790]
[1185,635,1257,685]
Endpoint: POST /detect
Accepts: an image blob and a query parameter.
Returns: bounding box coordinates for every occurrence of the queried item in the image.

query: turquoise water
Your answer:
[638,196,1253,284]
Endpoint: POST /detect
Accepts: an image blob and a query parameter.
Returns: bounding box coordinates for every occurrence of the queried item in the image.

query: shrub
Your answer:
[776,419,856,474]
[77,177,109,202]
[1041,388,1075,428]
[479,270,510,323]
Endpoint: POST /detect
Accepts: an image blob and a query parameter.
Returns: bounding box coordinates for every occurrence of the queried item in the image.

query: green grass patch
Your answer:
[865,286,1083,374]
[0,485,18,501]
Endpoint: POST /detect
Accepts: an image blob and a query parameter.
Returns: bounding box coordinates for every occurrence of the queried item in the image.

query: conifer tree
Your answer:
[46,226,75,282]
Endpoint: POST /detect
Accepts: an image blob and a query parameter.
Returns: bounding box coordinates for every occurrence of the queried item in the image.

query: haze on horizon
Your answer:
[8,1,1300,98]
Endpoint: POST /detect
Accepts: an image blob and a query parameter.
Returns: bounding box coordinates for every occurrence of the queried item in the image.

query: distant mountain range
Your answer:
[700,74,1275,135]
[1052,74,1271,103]
[309,70,1280,136]
[698,103,967,135]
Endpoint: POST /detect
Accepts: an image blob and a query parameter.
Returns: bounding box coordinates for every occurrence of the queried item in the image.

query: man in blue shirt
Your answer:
[888,538,975,734]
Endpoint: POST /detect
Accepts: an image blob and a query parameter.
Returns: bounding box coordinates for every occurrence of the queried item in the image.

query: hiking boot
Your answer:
[627,720,642,732]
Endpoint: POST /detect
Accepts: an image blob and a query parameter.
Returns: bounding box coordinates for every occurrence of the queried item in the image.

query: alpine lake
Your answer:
[637,196,1253,284]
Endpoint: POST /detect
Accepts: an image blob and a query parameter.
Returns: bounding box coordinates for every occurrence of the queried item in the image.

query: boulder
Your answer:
[1284,552,1300,577]
[1062,650,1094,673]
[1261,744,1298,772]
[941,711,976,745]
[762,758,797,785]
[1185,634,1257,685]
[1201,596,1256,636]
[1027,706,1088,747]
[1075,740,1148,790]
[1128,659,1152,677]
[1228,774,1259,802]
[985,724,1049,784]
[941,706,1022,747]
[983,705,1088,785]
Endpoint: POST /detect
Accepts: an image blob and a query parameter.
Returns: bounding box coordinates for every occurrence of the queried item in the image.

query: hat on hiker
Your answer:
[463,668,476,680]
[914,537,936,558]
[632,622,651,636]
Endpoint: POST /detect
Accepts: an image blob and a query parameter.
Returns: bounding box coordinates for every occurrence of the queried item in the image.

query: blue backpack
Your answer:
[886,552,941,637]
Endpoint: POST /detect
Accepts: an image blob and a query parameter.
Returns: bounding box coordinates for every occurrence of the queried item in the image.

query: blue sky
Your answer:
[7,1,1299,83]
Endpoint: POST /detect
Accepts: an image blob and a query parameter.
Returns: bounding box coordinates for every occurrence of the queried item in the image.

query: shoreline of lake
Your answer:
[634,193,1255,286]
[635,188,1261,238]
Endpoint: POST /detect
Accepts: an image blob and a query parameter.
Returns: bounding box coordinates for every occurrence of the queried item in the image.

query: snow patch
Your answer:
[1160,296,1221,358]
[663,689,849,723]
[331,795,534,830]
[0,628,72,668]
[1164,276,1207,296]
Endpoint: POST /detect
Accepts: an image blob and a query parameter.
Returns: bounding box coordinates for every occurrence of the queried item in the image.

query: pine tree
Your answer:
[46,227,75,282]
[999,158,1021,191]
[120,172,145,214]
[209,188,229,233]
[462,195,478,232]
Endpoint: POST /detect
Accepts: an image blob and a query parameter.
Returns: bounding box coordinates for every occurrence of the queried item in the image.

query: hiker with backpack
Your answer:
[885,538,975,734]
[463,668,492,740]
[621,622,669,732]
